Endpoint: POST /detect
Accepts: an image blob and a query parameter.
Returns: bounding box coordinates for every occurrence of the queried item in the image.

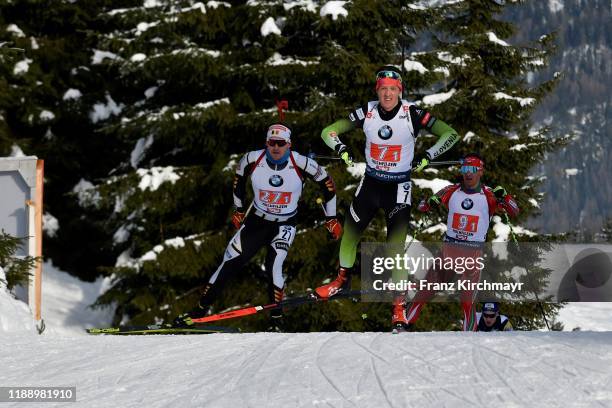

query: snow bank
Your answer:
[347,162,366,178]
[559,303,612,331]
[0,266,36,335]
[1,331,611,407]
[40,261,114,336]
[412,178,451,193]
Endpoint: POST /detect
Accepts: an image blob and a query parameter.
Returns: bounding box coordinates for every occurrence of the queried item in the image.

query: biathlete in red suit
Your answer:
[395,153,520,331]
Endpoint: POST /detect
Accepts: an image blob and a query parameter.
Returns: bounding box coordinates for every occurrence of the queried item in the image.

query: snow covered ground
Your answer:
[1,331,611,407]
[559,302,612,331]
[1,263,612,407]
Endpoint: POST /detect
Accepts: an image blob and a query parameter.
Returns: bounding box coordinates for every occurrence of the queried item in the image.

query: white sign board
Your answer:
[0,156,43,321]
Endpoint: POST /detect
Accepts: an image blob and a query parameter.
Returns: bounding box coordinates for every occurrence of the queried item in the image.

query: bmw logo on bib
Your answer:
[461,198,474,210]
[269,175,283,187]
[378,125,393,140]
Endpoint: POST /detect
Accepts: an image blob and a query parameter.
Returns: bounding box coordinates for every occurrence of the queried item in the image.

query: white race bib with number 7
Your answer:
[396,181,412,204]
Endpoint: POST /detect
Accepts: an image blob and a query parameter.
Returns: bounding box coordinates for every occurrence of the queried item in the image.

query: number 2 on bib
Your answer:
[259,190,292,204]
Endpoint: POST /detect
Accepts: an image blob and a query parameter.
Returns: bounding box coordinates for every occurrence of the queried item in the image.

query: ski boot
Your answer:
[266,287,285,332]
[391,297,412,333]
[173,284,213,327]
[172,304,209,328]
[314,267,352,299]
[266,308,285,332]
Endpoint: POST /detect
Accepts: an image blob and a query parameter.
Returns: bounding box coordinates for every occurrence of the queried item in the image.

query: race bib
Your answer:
[451,213,479,233]
[259,190,292,205]
[396,181,412,204]
[370,143,401,163]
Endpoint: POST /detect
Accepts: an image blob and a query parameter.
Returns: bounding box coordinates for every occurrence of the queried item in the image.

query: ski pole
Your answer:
[504,212,551,331]
[427,160,462,166]
[316,197,328,216]
[307,153,343,161]
[412,160,462,171]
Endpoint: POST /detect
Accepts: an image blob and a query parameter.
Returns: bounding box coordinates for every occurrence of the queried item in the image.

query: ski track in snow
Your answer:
[1,332,612,407]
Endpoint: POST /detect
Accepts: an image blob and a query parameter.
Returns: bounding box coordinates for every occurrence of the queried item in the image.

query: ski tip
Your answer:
[86,324,240,335]
[86,327,121,334]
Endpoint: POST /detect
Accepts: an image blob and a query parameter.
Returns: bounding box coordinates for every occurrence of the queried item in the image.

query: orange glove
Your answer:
[325,218,343,240]
[231,210,246,229]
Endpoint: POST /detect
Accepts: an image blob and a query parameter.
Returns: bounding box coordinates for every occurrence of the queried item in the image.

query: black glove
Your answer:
[335,144,354,166]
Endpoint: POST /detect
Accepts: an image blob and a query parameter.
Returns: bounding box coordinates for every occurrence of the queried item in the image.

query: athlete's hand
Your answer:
[231,210,246,229]
[335,144,353,166]
[412,154,430,172]
[418,195,440,212]
[417,199,430,212]
[493,185,507,200]
[325,218,343,240]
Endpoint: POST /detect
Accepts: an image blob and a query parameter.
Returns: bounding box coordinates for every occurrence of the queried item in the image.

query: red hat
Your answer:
[462,155,484,168]
[375,67,403,92]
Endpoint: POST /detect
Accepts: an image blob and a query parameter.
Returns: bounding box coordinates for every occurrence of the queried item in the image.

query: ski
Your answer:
[87,289,366,334]
[86,324,239,335]
[190,289,366,325]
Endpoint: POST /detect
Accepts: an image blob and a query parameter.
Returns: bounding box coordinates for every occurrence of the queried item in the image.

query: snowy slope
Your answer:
[2,264,612,407]
[0,266,35,334]
[1,331,612,407]
[559,303,612,332]
[40,261,114,336]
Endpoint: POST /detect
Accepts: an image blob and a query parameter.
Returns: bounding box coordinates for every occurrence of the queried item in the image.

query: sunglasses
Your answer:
[483,313,496,319]
[267,139,288,147]
[460,165,481,174]
[376,70,403,82]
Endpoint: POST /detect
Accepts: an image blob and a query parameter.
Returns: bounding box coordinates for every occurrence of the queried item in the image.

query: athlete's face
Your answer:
[462,167,483,189]
[266,139,290,160]
[482,312,497,327]
[377,85,401,112]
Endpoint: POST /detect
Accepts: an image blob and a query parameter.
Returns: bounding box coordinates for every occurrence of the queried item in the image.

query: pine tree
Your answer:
[0,231,38,290]
[0,1,131,280]
[1,1,567,331]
